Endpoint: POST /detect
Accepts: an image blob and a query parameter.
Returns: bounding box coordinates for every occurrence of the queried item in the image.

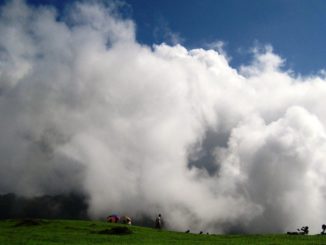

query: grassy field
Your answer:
[1,219,326,244]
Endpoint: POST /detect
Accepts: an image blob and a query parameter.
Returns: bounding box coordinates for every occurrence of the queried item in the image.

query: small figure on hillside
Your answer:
[321,224,326,235]
[185,229,190,233]
[121,216,132,225]
[199,231,203,234]
[300,226,309,235]
[155,214,163,229]
[287,226,309,235]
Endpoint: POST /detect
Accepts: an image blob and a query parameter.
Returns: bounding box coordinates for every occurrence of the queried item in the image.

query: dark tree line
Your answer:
[0,193,88,220]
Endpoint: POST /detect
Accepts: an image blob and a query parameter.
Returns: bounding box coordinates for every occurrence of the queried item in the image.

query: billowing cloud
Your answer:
[1,0,326,234]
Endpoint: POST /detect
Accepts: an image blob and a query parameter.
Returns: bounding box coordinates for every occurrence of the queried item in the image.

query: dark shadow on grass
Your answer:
[96,226,133,235]
[13,218,47,227]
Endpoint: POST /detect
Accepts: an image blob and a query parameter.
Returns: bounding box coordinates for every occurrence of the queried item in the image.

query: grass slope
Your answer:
[1,219,326,244]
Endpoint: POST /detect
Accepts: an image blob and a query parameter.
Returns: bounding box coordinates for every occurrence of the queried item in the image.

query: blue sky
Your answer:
[22,0,326,75]
[126,0,326,75]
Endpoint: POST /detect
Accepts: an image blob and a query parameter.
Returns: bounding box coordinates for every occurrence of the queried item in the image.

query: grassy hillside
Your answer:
[1,219,326,244]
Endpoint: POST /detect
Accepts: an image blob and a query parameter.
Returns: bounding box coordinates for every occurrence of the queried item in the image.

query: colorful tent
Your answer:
[107,214,120,223]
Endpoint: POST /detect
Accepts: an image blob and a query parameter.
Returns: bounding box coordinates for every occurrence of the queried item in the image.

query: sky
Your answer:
[24,0,326,75]
[2,0,326,235]
[127,0,326,75]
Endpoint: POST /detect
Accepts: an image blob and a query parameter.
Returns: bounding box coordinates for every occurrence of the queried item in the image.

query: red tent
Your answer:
[107,214,120,223]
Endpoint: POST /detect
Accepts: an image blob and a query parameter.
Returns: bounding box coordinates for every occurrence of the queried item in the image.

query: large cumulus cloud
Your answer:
[1,0,326,233]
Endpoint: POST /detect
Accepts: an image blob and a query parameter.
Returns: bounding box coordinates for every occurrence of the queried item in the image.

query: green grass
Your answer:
[1,219,326,244]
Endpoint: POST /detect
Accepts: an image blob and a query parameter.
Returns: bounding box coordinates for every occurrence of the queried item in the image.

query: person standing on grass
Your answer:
[155,214,163,229]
